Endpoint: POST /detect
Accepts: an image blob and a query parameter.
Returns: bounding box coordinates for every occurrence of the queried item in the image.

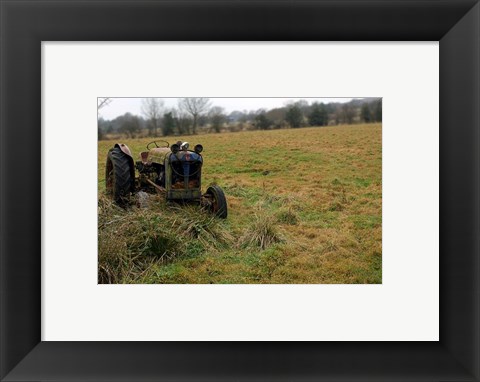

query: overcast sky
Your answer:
[98,97,356,120]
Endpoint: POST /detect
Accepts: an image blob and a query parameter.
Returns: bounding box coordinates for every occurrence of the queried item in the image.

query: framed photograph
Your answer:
[96,96,383,286]
[1,0,479,381]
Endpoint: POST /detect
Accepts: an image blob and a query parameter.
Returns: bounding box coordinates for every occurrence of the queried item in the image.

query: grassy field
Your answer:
[98,123,382,284]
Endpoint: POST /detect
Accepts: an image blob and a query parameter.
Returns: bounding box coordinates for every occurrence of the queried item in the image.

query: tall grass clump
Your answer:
[275,207,299,225]
[240,213,284,250]
[167,204,234,248]
[98,193,234,283]
[98,194,183,283]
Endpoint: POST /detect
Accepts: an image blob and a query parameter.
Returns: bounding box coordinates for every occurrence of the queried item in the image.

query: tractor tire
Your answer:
[105,146,133,205]
[205,185,228,219]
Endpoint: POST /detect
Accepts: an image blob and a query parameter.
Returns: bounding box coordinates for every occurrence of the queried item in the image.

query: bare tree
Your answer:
[208,106,226,133]
[341,103,355,125]
[118,113,142,138]
[178,98,211,134]
[172,108,192,135]
[141,98,164,137]
[97,98,112,110]
[97,98,112,122]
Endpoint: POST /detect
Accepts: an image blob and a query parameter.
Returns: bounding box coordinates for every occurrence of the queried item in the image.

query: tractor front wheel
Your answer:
[105,146,133,205]
[204,185,228,219]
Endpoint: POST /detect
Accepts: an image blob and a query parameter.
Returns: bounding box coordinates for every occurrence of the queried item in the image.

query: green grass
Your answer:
[98,124,382,284]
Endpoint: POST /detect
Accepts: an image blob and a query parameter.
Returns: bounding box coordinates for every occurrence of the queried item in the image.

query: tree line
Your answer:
[98,97,382,140]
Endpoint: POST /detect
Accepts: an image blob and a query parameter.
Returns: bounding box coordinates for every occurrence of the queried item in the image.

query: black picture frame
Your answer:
[1,0,479,381]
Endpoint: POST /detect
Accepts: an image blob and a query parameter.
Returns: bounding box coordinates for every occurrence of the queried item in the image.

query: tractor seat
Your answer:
[140,151,149,164]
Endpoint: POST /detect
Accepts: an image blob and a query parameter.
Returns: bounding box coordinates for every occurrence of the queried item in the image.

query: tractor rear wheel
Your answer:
[105,146,133,205]
[205,185,228,219]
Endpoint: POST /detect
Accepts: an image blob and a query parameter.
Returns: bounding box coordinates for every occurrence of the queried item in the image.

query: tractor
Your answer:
[105,140,227,218]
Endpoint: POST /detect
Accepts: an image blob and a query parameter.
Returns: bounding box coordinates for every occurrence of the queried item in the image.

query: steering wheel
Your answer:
[147,140,170,150]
